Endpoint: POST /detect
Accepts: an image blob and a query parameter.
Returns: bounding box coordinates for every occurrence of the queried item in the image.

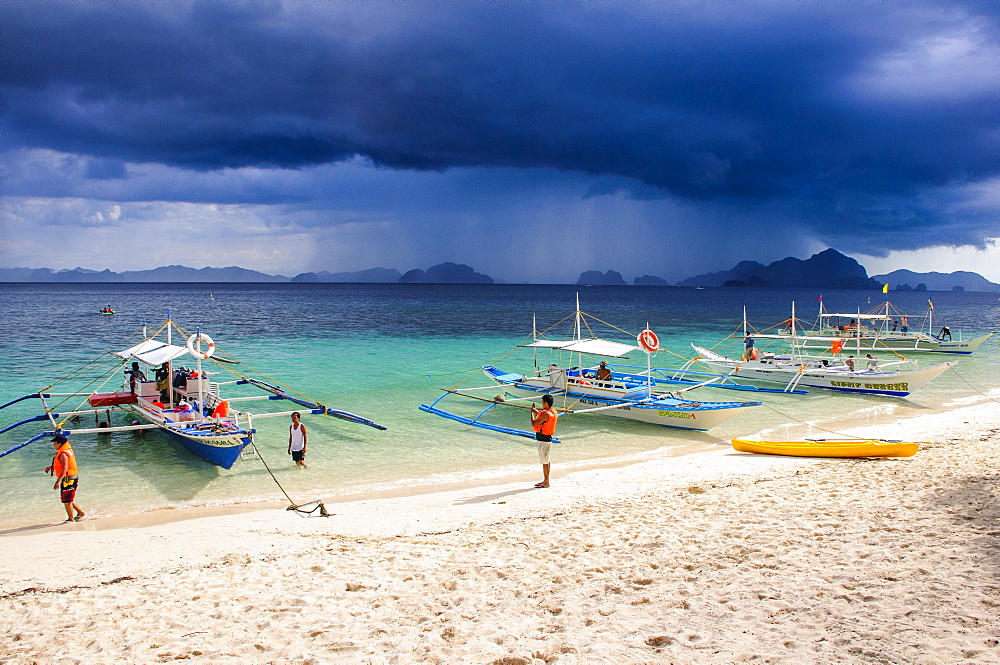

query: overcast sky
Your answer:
[2,1,998,283]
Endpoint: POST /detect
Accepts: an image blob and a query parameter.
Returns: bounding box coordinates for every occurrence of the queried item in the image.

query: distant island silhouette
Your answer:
[3,250,999,291]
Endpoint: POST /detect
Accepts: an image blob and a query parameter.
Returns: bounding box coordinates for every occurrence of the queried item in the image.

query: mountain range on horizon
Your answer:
[3,250,999,292]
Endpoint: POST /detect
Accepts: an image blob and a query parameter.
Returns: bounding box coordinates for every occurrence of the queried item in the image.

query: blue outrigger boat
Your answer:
[0,316,386,469]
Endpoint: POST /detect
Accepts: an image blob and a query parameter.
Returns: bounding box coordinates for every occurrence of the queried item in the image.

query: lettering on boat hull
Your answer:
[829,380,909,392]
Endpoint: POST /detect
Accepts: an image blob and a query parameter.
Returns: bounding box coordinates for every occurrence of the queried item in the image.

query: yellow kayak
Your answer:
[732,438,920,458]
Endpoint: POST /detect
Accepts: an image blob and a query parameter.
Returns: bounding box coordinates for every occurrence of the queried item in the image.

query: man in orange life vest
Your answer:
[530,395,558,488]
[45,435,85,524]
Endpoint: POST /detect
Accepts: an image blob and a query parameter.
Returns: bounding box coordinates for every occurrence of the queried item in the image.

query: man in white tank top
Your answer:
[288,412,308,468]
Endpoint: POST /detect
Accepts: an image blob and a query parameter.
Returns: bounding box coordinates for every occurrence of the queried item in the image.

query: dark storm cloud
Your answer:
[1,1,998,254]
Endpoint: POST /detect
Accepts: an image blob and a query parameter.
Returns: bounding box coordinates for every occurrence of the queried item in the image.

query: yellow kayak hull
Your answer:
[732,438,920,458]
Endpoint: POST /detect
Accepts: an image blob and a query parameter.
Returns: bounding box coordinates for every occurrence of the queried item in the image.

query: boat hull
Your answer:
[732,439,919,458]
[485,367,759,431]
[122,404,251,469]
[692,346,953,396]
[793,331,995,355]
[163,429,251,469]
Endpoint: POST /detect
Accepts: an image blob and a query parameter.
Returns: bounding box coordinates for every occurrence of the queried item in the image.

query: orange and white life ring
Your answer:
[637,329,659,353]
[186,332,215,359]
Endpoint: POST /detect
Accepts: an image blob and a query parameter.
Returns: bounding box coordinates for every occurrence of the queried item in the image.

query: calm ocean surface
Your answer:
[2,283,998,530]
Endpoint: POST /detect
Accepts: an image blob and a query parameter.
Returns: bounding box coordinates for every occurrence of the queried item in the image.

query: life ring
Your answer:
[186,332,215,359]
[637,329,659,353]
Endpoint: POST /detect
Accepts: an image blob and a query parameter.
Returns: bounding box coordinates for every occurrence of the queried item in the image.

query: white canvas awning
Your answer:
[116,339,191,366]
[821,313,891,320]
[519,337,638,358]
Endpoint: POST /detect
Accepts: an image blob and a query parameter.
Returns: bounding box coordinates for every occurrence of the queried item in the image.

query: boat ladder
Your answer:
[784,369,807,393]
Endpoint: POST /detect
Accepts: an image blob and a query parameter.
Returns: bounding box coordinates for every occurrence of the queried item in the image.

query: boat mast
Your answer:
[194,328,205,424]
[575,292,582,369]
[532,312,538,373]
[166,309,174,409]
[790,301,797,358]
[646,321,652,389]
[856,307,862,355]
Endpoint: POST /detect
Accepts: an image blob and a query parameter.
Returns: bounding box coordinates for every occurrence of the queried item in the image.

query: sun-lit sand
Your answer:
[2,402,1000,664]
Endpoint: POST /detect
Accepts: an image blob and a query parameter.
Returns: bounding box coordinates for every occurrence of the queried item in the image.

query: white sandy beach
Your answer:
[2,402,1000,664]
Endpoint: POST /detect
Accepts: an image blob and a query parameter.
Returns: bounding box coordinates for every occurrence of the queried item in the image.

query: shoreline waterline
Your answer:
[6,388,997,536]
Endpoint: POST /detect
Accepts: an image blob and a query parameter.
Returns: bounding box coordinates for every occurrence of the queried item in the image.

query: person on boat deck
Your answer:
[45,435,85,524]
[845,356,856,371]
[288,412,308,468]
[892,320,899,332]
[125,362,146,393]
[155,364,170,402]
[901,316,909,333]
[596,362,612,381]
[743,336,755,360]
[939,326,952,341]
[865,353,878,370]
[175,366,192,385]
[530,395,558,489]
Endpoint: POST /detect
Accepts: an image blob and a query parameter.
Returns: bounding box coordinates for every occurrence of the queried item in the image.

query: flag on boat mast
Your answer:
[882,283,889,294]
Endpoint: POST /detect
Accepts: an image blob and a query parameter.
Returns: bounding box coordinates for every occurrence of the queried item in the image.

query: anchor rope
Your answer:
[249,438,331,517]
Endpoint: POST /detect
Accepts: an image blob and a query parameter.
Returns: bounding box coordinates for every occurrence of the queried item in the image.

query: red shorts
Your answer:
[60,476,78,503]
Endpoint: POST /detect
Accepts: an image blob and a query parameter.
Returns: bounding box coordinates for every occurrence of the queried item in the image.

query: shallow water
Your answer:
[2,283,998,529]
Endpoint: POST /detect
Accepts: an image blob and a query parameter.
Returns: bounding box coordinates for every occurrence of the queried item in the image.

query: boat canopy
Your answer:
[820,313,891,320]
[520,337,638,358]
[115,339,191,366]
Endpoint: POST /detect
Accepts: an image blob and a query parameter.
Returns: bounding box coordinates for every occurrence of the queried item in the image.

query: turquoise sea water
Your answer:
[2,283,998,530]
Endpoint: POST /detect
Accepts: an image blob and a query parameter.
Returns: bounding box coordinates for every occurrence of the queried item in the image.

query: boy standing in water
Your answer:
[45,435,85,524]
[288,412,308,468]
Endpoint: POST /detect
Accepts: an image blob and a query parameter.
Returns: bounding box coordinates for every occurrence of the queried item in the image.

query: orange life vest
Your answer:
[211,400,229,417]
[52,443,78,477]
[532,407,558,436]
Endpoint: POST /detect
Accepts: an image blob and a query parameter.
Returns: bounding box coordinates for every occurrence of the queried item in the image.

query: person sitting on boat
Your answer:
[155,364,170,402]
[173,366,190,389]
[865,353,878,370]
[939,325,951,341]
[125,362,146,394]
[845,356,855,371]
[596,362,612,382]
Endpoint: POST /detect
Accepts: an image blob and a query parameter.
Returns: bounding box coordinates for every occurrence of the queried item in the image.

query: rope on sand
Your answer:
[250,438,333,518]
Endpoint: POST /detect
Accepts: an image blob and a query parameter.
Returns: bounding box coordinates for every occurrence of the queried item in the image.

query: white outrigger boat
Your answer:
[691,304,955,397]
[790,299,995,355]
[0,316,386,469]
[420,297,763,438]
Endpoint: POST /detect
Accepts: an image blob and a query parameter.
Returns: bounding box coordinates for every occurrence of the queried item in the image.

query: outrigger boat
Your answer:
[420,297,764,438]
[691,304,955,397]
[0,316,386,469]
[790,299,995,355]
